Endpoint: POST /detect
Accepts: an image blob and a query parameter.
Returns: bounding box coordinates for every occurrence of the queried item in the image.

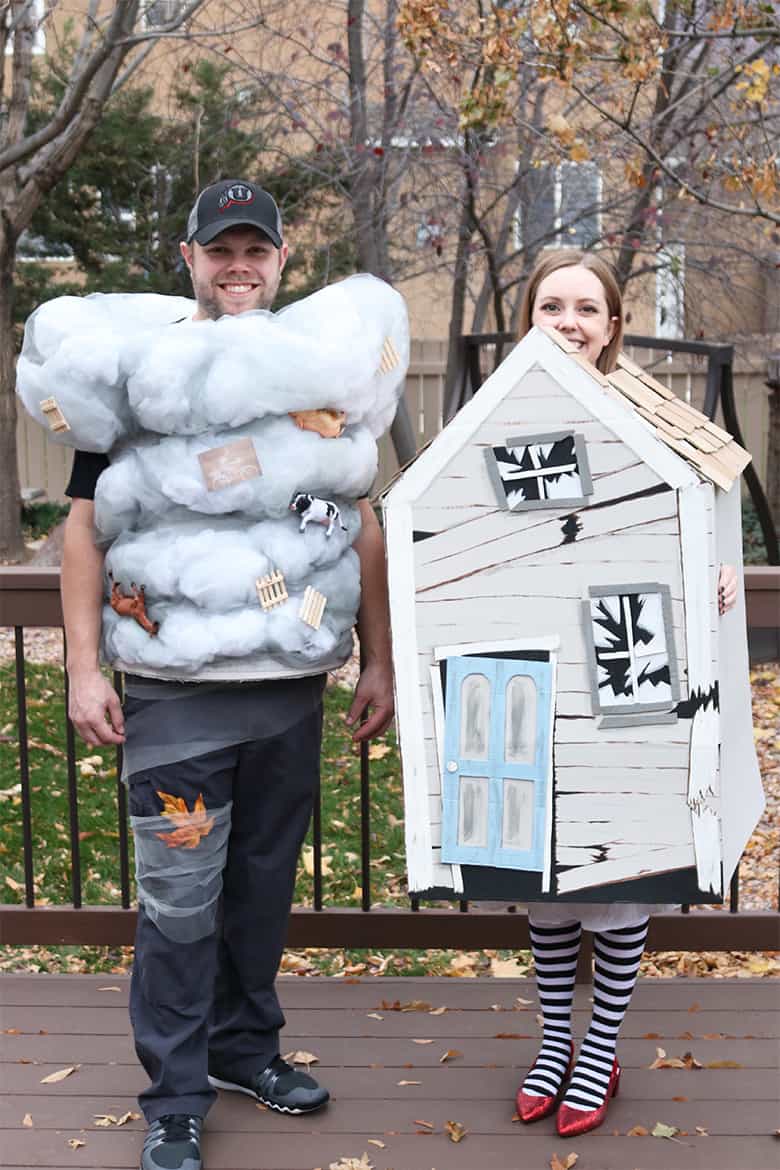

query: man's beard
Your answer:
[193,274,280,320]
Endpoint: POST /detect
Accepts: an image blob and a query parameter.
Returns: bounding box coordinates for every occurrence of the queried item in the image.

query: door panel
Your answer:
[458,776,490,848]
[441,654,553,871]
[459,673,491,759]
[504,674,537,763]
[501,778,535,851]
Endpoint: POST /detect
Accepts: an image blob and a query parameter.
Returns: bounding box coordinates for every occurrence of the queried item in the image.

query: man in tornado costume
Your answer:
[17,179,408,1170]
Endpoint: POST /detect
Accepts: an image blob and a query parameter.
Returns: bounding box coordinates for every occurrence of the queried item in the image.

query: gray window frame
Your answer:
[486,430,593,512]
[583,582,680,728]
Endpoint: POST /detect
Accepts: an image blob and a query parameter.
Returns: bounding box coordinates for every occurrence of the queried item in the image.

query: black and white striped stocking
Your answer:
[561,918,649,1111]
[521,919,581,1099]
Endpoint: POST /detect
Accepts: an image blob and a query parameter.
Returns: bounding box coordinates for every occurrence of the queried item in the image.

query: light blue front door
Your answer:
[441,655,553,871]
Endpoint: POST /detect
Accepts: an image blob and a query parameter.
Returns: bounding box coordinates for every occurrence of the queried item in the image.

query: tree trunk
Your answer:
[443,173,477,423]
[347,0,389,279]
[0,221,23,563]
[766,379,780,538]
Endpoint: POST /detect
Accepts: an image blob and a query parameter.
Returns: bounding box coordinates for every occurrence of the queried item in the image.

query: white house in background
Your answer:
[383,326,764,907]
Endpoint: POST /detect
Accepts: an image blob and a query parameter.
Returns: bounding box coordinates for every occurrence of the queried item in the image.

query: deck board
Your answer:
[4,1004,778,1038]
[1,975,778,1169]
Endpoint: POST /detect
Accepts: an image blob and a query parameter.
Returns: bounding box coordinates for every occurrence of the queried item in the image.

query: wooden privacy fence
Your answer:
[1,567,779,960]
[16,338,775,503]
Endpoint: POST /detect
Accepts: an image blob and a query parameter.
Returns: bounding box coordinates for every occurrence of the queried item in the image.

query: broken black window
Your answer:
[585,584,680,721]
[487,430,592,511]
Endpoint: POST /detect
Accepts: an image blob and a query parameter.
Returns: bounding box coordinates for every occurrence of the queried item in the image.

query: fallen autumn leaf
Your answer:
[40,1065,79,1084]
[283,1049,318,1068]
[490,956,529,978]
[93,1111,140,1128]
[445,1119,467,1143]
[379,999,431,1012]
[22,1113,32,1127]
[652,1121,681,1139]
[550,1153,579,1170]
[327,1154,373,1170]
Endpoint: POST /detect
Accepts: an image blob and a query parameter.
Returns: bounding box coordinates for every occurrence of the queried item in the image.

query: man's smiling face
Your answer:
[180,225,288,320]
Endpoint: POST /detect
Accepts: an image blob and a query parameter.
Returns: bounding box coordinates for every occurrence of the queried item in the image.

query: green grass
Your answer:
[0,666,404,911]
[0,662,126,907]
[1,663,529,975]
[21,500,70,540]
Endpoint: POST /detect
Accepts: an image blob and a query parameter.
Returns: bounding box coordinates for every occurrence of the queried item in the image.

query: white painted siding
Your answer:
[399,354,695,895]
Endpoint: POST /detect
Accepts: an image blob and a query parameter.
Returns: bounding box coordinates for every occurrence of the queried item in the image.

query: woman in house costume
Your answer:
[513,251,737,1137]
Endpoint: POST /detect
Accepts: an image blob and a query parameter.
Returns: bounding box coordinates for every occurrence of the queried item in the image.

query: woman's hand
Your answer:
[718,563,738,616]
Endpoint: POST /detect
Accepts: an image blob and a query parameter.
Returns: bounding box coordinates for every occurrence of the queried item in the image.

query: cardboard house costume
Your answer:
[17,275,408,681]
[383,326,763,906]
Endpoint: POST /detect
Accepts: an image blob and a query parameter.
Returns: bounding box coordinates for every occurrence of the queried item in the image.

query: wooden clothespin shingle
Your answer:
[39,397,70,433]
[299,586,327,630]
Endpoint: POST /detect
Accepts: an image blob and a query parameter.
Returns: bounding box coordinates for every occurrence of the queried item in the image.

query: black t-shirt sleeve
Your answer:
[65,450,110,500]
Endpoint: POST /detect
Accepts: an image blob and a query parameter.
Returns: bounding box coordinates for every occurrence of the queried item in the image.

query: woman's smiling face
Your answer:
[531,264,617,367]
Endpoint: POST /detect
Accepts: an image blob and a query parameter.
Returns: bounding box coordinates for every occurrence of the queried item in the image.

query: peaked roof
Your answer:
[542,328,751,492]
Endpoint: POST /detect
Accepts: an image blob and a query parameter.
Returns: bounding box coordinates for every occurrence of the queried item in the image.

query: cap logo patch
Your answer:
[218,183,254,212]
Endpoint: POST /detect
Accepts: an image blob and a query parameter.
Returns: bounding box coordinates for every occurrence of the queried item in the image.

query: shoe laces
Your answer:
[154,1114,199,1144]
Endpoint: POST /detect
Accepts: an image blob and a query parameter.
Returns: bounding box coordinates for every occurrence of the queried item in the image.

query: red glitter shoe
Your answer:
[515,1041,575,1124]
[556,1058,620,1137]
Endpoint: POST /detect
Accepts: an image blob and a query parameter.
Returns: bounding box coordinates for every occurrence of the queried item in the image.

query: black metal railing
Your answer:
[1,569,779,957]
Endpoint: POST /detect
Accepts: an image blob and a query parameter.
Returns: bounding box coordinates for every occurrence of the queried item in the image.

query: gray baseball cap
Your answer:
[186,179,283,247]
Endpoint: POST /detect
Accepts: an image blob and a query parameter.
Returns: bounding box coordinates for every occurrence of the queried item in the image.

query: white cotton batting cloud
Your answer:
[93,420,377,541]
[17,275,408,446]
[101,552,359,674]
[17,275,408,677]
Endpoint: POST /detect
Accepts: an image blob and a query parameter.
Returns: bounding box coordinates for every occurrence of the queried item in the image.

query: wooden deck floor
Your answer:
[1,974,778,1170]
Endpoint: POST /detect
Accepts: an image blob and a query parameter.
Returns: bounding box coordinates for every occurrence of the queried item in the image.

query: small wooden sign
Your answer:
[198,437,261,491]
[255,570,288,611]
[299,586,327,630]
[378,336,400,375]
[39,396,70,433]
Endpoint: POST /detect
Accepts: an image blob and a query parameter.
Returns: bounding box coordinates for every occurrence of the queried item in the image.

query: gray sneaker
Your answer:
[208,1054,329,1114]
[140,1114,202,1170]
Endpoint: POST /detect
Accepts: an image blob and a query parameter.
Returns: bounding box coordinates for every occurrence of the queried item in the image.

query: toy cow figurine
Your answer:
[289,492,346,537]
[109,574,160,636]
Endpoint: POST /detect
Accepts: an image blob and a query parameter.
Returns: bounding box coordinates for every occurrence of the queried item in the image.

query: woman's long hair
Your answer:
[518,250,624,374]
